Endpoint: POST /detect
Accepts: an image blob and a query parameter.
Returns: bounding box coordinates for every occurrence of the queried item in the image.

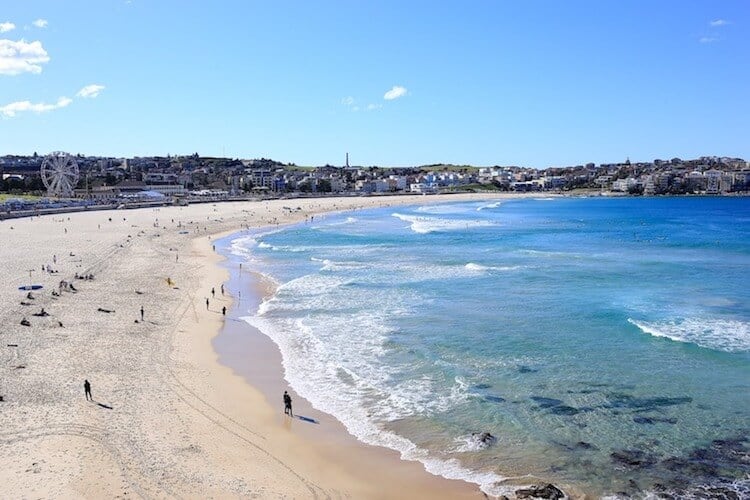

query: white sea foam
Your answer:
[476,201,503,211]
[392,213,495,234]
[242,284,517,498]
[628,317,750,352]
[415,204,473,214]
[518,248,582,259]
[533,197,556,201]
[318,216,358,227]
[465,262,523,273]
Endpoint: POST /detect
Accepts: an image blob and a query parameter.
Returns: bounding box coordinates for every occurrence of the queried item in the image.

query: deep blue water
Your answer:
[228,196,750,498]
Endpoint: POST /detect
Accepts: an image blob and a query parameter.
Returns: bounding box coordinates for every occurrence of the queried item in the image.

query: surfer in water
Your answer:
[283,391,293,417]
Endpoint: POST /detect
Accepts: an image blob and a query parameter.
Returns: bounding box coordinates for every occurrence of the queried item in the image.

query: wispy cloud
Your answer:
[77,84,105,98]
[32,19,48,29]
[366,103,382,111]
[699,36,718,44]
[384,85,407,100]
[1,96,72,118]
[0,39,50,75]
[341,96,361,112]
[709,19,729,27]
[0,22,15,33]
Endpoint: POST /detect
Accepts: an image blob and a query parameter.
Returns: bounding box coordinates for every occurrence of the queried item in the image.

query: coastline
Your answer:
[0,193,531,498]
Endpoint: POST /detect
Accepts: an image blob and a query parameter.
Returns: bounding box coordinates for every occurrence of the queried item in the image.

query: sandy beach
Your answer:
[0,193,529,499]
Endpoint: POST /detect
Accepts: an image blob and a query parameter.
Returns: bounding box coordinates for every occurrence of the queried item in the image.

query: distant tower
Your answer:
[346,152,349,168]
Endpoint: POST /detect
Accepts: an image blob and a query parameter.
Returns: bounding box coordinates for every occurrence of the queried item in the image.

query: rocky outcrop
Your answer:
[515,483,565,499]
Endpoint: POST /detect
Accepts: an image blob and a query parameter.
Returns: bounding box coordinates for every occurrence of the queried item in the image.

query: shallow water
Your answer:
[224,196,750,498]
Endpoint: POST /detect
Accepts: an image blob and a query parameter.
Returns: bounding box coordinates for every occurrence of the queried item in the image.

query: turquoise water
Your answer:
[226,197,750,498]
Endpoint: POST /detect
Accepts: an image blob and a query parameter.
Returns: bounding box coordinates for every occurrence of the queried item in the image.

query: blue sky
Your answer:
[1,1,748,167]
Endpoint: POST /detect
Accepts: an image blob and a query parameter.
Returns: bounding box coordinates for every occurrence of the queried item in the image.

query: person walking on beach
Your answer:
[222,306,226,316]
[283,391,293,417]
[206,298,209,310]
[140,306,144,321]
[220,284,224,296]
[84,380,92,401]
[211,287,215,298]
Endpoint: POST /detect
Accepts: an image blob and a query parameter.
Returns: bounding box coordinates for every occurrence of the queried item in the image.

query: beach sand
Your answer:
[0,193,529,498]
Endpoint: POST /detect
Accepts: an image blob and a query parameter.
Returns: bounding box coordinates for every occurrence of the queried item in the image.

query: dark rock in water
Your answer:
[472,383,492,390]
[633,416,678,425]
[661,456,718,477]
[610,449,657,468]
[531,396,582,415]
[604,393,692,412]
[472,431,497,446]
[518,365,538,373]
[515,483,565,499]
[549,405,580,416]
[575,441,596,450]
[531,396,564,408]
[484,395,505,403]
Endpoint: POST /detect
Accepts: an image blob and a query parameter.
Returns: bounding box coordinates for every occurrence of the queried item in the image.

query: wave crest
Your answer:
[628,318,750,352]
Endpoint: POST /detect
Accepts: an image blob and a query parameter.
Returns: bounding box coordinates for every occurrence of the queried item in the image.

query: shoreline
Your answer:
[1,193,527,498]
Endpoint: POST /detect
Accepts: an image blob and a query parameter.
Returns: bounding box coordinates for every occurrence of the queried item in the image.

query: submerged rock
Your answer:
[515,483,565,499]
[531,396,564,408]
[633,416,677,425]
[549,405,580,416]
[610,449,657,469]
[604,393,692,412]
[484,395,506,403]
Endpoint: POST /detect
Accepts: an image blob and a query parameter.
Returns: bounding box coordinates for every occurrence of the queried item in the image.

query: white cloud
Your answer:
[699,36,717,43]
[0,22,15,33]
[709,19,728,27]
[77,84,105,98]
[366,103,382,111]
[341,96,355,106]
[32,19,48,29]
[1,96,72,117]
[384,85,407,100]
[0,39,50,75]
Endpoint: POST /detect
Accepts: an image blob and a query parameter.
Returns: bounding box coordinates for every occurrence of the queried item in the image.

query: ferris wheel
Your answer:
[41,152,79,198]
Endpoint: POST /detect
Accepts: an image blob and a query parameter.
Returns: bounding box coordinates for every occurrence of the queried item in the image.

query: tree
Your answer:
[627,184,644,195]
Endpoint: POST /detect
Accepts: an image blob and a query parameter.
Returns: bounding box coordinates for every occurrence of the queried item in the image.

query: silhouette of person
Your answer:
[222,306,226,316]
[140,306,144,321]
[283,391,293,417]
[211,287,215,298]
[206,298,209,310]
[84,380,92,401]
[220,284,224,295]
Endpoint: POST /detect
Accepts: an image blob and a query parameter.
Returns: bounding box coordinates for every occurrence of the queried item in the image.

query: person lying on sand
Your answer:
[20,317,31,327]
[33,308,49,317]
[97,307,115,313]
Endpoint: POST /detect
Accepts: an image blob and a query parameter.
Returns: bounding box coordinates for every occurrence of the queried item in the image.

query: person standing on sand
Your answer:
[222,306,226,316]
[220,284,224,295]
[283,391,293,417]
[84,380,92,401]
[206,298,209,310]
[211,287,215,298]
[140,306,144,321]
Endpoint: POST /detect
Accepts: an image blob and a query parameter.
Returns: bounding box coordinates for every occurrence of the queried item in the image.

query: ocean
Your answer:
[222,196,750,498]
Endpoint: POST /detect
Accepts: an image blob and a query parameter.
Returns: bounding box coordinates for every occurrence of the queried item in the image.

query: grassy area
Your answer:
[0,193,43,202]
[445,183,505,192]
